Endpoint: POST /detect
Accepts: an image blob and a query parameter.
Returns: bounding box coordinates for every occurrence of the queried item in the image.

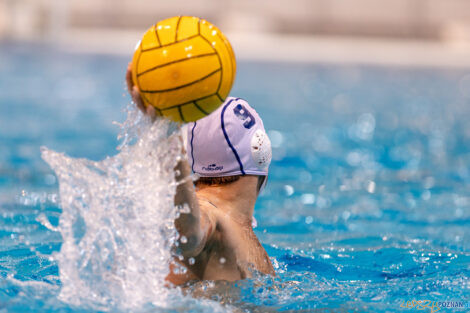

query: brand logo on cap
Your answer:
[202,163,224,171]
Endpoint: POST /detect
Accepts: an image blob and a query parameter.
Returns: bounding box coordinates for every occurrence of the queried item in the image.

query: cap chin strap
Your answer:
[251,129,272,172]
[258,175,268,195]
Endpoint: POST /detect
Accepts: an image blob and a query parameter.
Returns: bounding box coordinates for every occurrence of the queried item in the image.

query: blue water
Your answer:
[1,43,470,312]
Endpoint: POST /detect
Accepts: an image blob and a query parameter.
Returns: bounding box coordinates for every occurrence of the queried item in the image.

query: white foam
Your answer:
[41,105,228,312]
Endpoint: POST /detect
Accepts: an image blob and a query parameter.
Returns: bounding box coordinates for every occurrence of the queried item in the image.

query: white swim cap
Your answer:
[185,97,272,178]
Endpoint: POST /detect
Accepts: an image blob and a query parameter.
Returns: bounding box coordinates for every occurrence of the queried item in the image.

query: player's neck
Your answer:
[196,176,258,226]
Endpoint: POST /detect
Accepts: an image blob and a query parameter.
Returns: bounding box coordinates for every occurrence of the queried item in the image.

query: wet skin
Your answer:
[126,65,274,285]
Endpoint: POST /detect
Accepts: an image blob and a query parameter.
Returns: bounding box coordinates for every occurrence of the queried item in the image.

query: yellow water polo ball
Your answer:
[131,16,236,123]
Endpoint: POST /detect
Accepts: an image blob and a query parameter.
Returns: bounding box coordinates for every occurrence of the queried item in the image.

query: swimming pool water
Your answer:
[1,43,469,312]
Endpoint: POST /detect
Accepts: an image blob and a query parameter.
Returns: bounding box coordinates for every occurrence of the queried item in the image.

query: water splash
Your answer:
[41,107,183,310]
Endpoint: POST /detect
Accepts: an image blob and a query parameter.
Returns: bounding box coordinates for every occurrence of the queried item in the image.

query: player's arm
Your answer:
[126,64,215,257]
[173,159,216,257]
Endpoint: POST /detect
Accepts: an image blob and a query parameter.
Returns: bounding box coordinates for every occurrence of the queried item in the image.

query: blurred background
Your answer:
[1,1,470,312]
[1,0,470,66]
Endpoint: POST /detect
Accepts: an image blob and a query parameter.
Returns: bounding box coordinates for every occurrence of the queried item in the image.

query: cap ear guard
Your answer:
[251,129,272,170]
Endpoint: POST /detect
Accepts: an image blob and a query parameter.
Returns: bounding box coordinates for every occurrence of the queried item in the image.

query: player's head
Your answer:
[185,97,272,193]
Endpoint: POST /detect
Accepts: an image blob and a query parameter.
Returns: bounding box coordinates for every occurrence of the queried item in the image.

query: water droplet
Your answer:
[188,257,195,265]
[316,196,330,208]
[180,236,187,244]
[178,204,191,214]
[421,190,431,201]
[366,181,376,193]
[219,257,226,264]
[284,185,294,196]
[301,193,315,205]
[423,176,435,189]
[268,130,284,148]
[346,151,362,166]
